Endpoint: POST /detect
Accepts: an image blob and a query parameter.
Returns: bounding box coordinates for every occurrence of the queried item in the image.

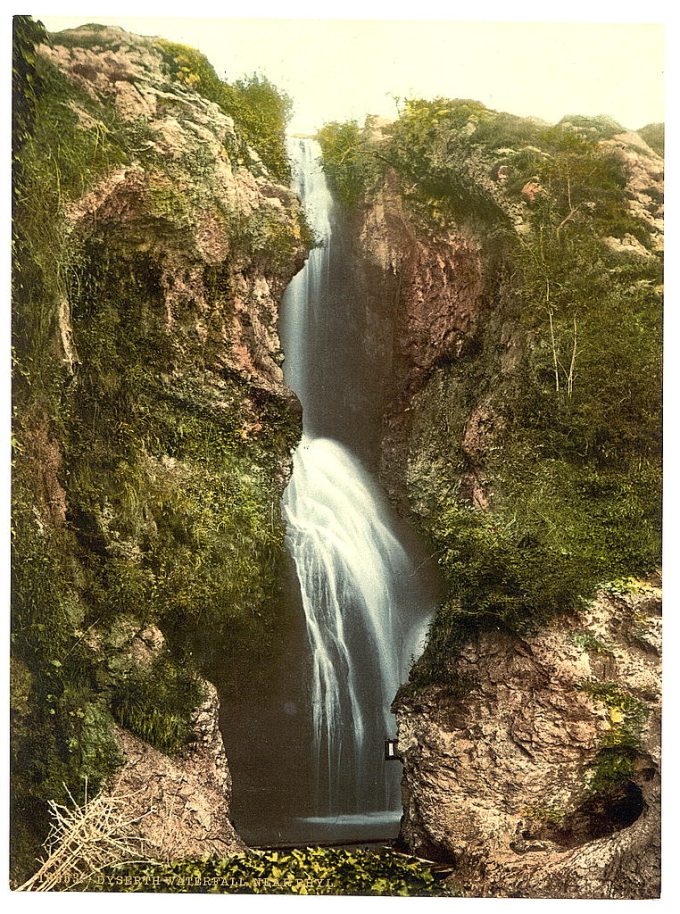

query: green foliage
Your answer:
[230,73,293,181]
[570,631,610,655]
[12,16,48,158]
[89,849,454,895]
[377,99,509,225]
[11,468,121,881]
[411,436,659,682]
[316,120,369,207]
[112,656,205,751]
[585,748,640,796]
[603,576,659,597]
[157,40,291,182]
[556,114,625,140]
[408,601,479,691]
[324,99,661,682]
[11,23,133,878]
[13,38,128,402]
[580,680,650,750]
[58,241,298,678]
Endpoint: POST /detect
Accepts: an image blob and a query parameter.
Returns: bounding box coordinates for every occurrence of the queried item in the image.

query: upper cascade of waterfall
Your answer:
[287,136,333,243]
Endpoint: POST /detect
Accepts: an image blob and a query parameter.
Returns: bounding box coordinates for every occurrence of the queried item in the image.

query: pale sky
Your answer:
[38,15,665,134]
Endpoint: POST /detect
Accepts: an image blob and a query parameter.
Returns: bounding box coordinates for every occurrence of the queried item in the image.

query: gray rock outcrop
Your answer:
[394,584,661,898]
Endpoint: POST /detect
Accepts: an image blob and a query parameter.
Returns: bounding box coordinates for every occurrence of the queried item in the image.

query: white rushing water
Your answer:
[281,138,431,819]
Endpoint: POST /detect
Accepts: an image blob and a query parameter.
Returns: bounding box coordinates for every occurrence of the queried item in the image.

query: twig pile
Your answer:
[16,781,151,892]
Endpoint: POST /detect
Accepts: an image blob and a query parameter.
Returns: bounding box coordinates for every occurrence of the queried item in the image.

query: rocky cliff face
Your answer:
[354,117,663,521]
[110,631,245,859]
[336,106,663,897]
[11,21,307,879]
[394,583,661,898]
[39,24,305,396]
[356,163,489,510]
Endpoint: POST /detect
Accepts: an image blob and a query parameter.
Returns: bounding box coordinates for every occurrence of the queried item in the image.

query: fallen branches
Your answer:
[16,782,153,892]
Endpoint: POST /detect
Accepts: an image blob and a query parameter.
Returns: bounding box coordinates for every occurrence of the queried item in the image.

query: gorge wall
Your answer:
[11,20,307,881]
[319,104,663,897]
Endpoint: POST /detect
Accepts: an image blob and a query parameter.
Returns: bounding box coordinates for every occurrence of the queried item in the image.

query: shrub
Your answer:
[157,41,291,182]
[316,120,367,207]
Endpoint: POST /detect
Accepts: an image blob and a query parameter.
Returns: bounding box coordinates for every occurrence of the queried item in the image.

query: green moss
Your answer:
[13,36,129,405]
[585,747,640,796]
[523,802,567,827]
[88,849,456,895]
[112,656,206,751]
[604,576,659,597]
[58,240,299,679]
[570,631,610,655]
[580,680,650,748]
[47,24,125,51]
[578,678,651,796]
[11,461,123,879]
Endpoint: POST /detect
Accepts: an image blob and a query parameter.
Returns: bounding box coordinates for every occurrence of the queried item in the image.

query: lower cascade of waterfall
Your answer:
[282,436,429,819]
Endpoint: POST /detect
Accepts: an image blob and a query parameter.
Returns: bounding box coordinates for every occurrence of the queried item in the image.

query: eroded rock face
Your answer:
[394,585,661,898]
[111,681,245,859]
[601,132,664,251]
[355,168,487,509]
[359,168,485,395]
[40,25,306,396]
[357,127,663,520]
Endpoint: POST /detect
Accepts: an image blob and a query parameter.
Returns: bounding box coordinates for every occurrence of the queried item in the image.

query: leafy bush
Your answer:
[373,98,508,224]
[89,848,455,895]
[316,120,368,207]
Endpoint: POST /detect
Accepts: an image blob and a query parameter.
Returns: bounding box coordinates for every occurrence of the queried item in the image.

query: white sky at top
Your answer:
[37,14,665,134]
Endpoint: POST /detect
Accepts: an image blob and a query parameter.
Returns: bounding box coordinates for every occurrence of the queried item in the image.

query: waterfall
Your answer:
[280,138,432,823]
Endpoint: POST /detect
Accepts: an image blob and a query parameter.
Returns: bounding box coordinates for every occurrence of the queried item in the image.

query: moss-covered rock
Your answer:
[393,585,661,898]
[11,17,307,881]
[320,99,662,679]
